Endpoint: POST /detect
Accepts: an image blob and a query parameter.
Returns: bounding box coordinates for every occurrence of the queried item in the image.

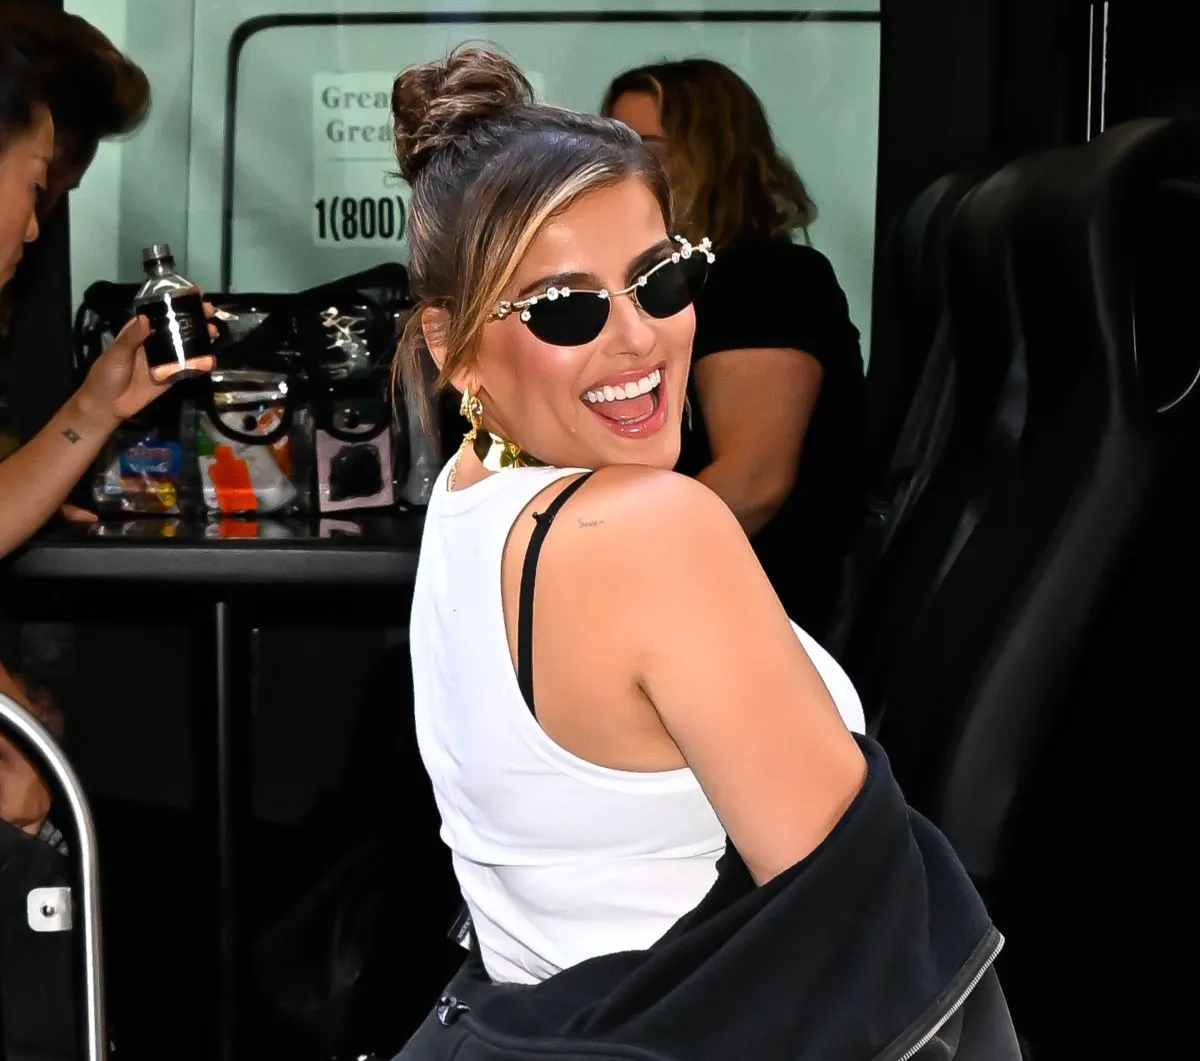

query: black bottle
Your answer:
[133,243,212,382]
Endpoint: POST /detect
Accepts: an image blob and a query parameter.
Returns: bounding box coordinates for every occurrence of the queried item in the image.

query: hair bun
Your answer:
[392,45,534,182]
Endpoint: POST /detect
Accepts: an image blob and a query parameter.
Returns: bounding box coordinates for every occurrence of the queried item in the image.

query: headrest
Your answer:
[1009,117,1200,420]
[1131,176,1200,413]
[892,170,984,340]
[941,157,1038,431]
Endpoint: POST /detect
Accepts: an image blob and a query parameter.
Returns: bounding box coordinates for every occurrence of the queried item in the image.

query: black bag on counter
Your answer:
[72,264,429,518]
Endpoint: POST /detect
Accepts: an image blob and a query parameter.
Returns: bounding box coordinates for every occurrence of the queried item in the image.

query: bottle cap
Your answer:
[142,243,173,264]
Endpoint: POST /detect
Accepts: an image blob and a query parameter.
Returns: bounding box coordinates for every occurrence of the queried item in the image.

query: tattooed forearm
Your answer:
[61,427,81,444]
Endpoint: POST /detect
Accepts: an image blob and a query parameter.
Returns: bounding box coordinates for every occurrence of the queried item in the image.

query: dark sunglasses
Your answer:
[493,236,714,347]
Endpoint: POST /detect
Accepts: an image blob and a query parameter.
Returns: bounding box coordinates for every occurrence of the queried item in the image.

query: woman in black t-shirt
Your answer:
[602,59,866,637]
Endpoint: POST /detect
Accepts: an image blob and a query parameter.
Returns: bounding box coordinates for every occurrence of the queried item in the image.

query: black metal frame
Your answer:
[219,8,882,289]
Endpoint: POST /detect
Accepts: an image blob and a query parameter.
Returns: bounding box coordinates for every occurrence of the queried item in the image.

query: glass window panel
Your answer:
[67,0,880,357]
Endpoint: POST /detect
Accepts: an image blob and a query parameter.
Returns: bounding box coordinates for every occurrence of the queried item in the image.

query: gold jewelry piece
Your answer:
[460,389,484,436]
[449,390,542,490]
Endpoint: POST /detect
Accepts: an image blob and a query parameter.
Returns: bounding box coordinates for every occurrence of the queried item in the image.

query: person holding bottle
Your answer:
[0,1,153,471]
[0,29,215,560]
[0,33,213,837]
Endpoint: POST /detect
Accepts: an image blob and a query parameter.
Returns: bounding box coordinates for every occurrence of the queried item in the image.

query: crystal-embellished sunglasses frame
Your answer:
[492,235,715,323]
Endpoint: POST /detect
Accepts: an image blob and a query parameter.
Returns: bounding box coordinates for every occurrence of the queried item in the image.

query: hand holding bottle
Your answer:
[77,305,218,426]
[134,243,217,384]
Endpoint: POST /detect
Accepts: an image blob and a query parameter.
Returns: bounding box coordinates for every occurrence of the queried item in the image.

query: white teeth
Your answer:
[583,368,661,404]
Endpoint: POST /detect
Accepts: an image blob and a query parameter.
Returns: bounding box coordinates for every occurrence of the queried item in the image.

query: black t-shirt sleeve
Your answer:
[690,241,860,370]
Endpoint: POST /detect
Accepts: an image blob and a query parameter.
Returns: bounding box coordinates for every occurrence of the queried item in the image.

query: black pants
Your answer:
[391,953,521,1060]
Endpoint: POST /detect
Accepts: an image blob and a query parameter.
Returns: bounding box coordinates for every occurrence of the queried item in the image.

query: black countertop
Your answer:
[1,509,425,585]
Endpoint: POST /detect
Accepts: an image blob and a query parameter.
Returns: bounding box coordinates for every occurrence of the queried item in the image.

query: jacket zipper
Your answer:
[891,931,1006,1061]
[437,997,668,1060]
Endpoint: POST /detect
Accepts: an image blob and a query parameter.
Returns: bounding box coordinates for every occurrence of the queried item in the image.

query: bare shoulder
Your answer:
[563,464,750,558]
[557,463,786,637]
[563,466,865,886]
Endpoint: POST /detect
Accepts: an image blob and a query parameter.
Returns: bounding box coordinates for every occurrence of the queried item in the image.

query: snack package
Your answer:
[93,428,185,514]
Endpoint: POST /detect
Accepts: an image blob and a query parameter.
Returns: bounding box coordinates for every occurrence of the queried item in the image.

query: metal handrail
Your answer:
[0,690,106,1061]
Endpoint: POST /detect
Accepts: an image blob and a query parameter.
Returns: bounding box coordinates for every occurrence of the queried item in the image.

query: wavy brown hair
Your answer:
[602,58,816,250]
[0,6,150,342]
[0,33,45,152]
[0,3,150,172]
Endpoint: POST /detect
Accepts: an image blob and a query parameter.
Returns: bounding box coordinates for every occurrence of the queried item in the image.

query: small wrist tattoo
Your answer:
[61,427,81,444]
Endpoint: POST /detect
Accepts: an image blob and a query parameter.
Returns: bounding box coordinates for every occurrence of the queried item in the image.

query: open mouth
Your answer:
[580,366,666,436]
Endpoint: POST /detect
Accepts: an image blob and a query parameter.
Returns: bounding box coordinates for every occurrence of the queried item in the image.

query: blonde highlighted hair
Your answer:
[392,45,671,435]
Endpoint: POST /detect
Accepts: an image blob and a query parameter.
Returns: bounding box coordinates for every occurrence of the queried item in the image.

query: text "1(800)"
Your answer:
[314,196,406,242]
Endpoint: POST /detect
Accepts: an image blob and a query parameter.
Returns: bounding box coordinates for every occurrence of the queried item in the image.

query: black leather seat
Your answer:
[871,115,1200,1056]
[828,170,987,655]
[878,116,1200,863]
[834,154,1034,705]
[865,170,985,471]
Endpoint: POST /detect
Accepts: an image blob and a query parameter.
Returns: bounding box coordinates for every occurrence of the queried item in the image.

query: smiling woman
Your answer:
[391,47,684,474]
[392,43,1017,1061]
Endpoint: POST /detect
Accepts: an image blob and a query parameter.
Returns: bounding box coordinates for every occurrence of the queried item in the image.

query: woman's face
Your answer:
[608,91,671,178]
[468,176,695,472]
[0,105,52,288]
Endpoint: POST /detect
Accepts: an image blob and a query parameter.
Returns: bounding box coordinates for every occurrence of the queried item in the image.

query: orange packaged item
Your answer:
[206,446,258,513]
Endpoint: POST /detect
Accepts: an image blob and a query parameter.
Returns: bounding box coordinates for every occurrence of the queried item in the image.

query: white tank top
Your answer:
[409,460,866,985]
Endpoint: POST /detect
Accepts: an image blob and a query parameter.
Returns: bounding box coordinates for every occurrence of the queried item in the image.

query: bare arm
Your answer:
[692,347,822,537]
[0,308,215,557]
[587,469,866,885]
[0,388,118,557]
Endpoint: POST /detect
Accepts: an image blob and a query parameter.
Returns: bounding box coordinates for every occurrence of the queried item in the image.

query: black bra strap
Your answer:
[517,472,595,714]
